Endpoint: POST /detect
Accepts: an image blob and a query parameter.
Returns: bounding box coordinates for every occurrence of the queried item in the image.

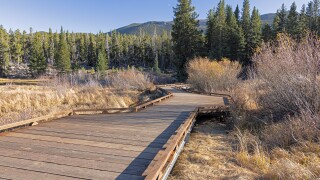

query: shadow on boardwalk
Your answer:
[116,111,190,180]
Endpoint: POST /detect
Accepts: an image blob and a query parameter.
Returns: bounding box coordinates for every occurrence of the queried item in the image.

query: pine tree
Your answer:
[273,14,281,37]
[297,4,308,40]
[29,32,46,76]
[262,24,273,42]
[78,34,87,63]
[277,4,287,33]
[55,27,71,73]
[234,5,240,24]
[206,9,216,56]
[172,0,203,81]
[9,29,23,64]
[287,2,299,38]
[307,1,314,30]
[96,33,108,72]
[153,52,160,73]
[241,0,251,63]
[69,32,78,69]
[212,0,227,59]
[225,5,245,61]
[48,28,55,65]
[88,33,97,67]
[312,0,320,33]
[241,0,251,36]
[0,26,10,76]
[247,7,262,64]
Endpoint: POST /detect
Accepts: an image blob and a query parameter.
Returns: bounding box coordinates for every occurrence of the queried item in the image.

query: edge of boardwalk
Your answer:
[0,87,173,133]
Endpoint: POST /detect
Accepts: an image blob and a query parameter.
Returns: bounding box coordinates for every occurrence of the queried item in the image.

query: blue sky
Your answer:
[0,0,308,33]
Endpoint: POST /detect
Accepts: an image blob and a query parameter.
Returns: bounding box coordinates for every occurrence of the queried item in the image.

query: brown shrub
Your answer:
[187,57,241,93]
[109,67,154,91]
[253,34,320,119]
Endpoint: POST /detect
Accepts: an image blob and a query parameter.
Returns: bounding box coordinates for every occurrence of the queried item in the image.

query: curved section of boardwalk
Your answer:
[0,87,224,180]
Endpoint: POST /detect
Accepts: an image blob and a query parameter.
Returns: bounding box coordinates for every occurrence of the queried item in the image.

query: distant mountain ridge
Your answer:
[111,13,276,35]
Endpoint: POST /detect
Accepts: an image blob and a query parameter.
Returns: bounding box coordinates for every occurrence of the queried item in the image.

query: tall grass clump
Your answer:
[187,57,241,92]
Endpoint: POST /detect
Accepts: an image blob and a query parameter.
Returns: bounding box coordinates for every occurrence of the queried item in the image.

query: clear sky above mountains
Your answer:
[0,0,307,33]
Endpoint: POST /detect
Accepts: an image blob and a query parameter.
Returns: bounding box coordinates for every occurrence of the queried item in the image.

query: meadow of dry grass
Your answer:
[169,119,257,180]
[182,34,320,179]
[0,68,155,126]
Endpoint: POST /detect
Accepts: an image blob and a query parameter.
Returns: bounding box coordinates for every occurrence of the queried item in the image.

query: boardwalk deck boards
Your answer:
[0,87,225,180]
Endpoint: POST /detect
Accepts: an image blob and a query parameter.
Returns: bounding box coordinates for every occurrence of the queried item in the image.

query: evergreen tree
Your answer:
[172,0,203,81]
[206,9,216,57]
[96,34,108,72]
[277,4,287,33]
[0,26,10,76]
[212,0,227,59]
[307,1,314,30]
[48,28,55,65]
[78,34,87,63]
[55,27,71,73]
[29,32,46,76]
[88,33,97,67]
[262,24,273,42]
[241,0,251,63]
[298,4,308,39]
[273,14,281,37]
[287,2,299,38]
[247,7,262,64]
[225,5,245,61]
[153,52,160,73]
[234,5,240,24]
[9,29,23,64]
[241,0,251,36]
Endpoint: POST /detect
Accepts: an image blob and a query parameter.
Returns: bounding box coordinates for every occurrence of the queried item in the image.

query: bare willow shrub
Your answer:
[261,110,320,149]
[187,58,241,92]
[254,34,320,119]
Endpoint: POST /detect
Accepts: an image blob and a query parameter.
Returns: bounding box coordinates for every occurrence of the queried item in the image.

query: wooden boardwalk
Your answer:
[0,87,225,180]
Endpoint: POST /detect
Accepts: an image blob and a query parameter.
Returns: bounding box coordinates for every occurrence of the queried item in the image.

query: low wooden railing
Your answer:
[143,107,199,180]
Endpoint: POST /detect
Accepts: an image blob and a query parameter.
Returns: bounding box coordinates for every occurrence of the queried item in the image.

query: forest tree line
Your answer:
[0,0,319,79]
[0,27,173,76]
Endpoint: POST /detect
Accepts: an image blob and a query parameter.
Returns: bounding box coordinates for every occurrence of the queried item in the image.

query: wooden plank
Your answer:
[38,121,180,132]
[0,137,156,160]
[21,126,172,143]
[0,156,144,180]
[0,140,154,166]
[5,133,161,153]
[0,110,73,132]
[0,148,145,176]
[30,123,178,137]
[0,165,79,180]
[54,119,183,129]
[16,129,166,148]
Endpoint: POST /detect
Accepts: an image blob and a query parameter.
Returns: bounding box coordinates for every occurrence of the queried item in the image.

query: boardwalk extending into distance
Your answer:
[0,87,225,180]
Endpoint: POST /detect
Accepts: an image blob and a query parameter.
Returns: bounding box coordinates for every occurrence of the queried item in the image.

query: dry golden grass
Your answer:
[0,69,155,126]
[232,82,320,180]
[169,120,257,180]
[0,84,140,125]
